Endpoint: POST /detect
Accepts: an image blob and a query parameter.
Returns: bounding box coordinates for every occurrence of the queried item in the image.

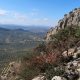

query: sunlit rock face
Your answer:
[0,61,21,80]
[32,75,47,80]
[51,76,67,80]
[46,8,80,41]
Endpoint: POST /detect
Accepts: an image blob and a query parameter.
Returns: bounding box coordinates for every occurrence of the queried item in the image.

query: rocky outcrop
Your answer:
[51,47,80,80]
[51,76,67,80]
[0,61,21,80]
[46,8,80,41]
[32,75,47,80]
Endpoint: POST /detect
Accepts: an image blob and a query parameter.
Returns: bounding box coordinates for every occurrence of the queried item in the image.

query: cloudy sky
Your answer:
[0,0,80,26]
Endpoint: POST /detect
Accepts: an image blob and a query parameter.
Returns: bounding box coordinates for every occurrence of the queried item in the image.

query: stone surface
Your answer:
[32,75,47,80]
[51,76,67,80]
[46,8,80,41]
[0,61,21,80]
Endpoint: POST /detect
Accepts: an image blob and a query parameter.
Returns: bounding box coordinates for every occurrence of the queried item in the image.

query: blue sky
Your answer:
[0,0,80,26]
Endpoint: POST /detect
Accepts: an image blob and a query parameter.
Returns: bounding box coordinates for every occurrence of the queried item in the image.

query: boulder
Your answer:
[32,75,47,80]
[51,76,66,80]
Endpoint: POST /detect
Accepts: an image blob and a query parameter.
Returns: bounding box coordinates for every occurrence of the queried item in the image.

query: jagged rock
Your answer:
[63,58,80,80]
[32,75,47,80]
[46,8,80,41]
[62,47,80,60]
[67,60,79,69]
[62,48,76,57]
[9,61,21,75]
[63,69,79,80]
[0,61,21,80]
[51,76,67,80]
[78,78,80,80]
[0,75,7,80]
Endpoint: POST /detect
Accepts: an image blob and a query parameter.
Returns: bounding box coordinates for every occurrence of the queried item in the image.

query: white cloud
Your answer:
[13,13,28,21]
[43,18,49,21]
[30,9,39,16]
[0,9,8,16]
[30,12,38,16]
[32,8,38,11]
[0,9,56,26]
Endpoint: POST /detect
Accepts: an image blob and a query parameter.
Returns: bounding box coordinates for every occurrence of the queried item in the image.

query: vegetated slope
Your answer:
[46,8,80,41]
[19,8,80,80]
[1,8,80,80]
[0,26,48,74]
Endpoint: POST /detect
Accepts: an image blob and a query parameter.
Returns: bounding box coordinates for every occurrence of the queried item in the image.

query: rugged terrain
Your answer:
[0,26,48,75]
[0,8,80,80]
[46,8,80,41]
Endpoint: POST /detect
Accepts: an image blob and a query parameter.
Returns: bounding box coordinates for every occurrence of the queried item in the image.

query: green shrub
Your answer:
[19,26,80,80]
[49,26,80,54]
[45,64,65,80]
[20,66,40,80]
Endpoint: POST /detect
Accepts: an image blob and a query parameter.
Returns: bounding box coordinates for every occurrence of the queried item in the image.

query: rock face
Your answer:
[0,61,21,80]
[32,75,47,80]
[51,47,80,80]
[51,76,67,80]
[46,8,80,41]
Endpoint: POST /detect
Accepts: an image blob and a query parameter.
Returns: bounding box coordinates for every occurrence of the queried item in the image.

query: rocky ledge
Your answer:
[46,8,80,41]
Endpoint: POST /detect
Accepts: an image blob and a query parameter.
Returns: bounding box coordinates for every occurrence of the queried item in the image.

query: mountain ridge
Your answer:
[0,24,49,33]
[46,8,80,41]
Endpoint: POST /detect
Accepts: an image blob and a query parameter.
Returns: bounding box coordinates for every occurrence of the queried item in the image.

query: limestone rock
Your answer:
[0,61,21,80]
[46,8,80,41]
[32,75,47,80]
[51,76,67,80]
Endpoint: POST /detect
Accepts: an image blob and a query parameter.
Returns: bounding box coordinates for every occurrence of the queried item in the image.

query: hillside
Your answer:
[0,26,48,51]
[46,8,80,41]
[0,8,80,80]
[0,26,48,74]
[22,8,80,80]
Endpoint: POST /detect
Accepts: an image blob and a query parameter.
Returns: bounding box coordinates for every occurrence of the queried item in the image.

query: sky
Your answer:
[0,0,80,27]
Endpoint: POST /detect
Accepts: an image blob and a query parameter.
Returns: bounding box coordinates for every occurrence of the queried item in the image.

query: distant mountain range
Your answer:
[0,24,49,65]
[0,24,49,43]
[0,24,49,33]
[0,24,49,72]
